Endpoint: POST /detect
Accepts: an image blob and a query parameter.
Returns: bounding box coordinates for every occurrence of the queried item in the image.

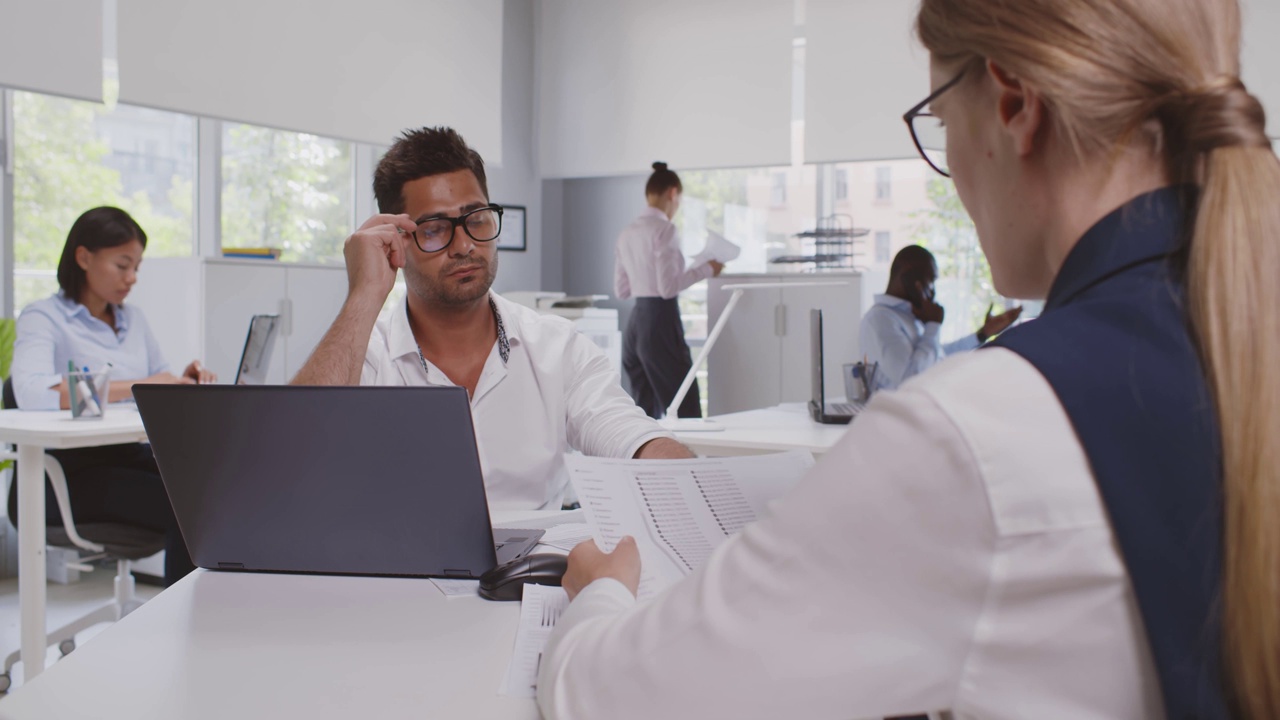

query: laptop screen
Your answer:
[810,308,825,410]
[235,314,280,385]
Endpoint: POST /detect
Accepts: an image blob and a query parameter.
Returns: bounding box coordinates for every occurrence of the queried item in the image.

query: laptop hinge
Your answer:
[217,562,245,569]
[443,569,474,578]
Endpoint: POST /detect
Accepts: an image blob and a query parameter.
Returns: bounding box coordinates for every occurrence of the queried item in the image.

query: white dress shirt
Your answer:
[537,348,1162,720]
[859,293,979,390]
[12,293,170,411]
[614,207,713,300]
[360,292,671,511]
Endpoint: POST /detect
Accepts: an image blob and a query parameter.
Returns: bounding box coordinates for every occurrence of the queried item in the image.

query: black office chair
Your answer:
[0,378,165,692]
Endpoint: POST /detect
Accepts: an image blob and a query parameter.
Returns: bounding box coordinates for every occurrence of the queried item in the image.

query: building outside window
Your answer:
[875,231,891,263]
[835,168,848,201]
[875,165,892,202]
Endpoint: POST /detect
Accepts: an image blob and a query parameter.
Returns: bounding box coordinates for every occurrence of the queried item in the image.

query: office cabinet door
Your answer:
[282,265,348,380]
[707,281,783,415]
[779,277,862,404]
[127,258,203,377]
[204,263,287,384]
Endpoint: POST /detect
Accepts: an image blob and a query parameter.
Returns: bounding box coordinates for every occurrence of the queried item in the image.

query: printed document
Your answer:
[692,229,742,267]
[500,583,570,697]
[565,450,813,599]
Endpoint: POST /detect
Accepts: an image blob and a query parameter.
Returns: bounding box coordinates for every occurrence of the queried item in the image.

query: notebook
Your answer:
[133,385,542,577]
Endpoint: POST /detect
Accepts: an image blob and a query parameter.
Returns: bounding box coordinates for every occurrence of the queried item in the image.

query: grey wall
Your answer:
[551,174,648,330]
[487,0,543,294]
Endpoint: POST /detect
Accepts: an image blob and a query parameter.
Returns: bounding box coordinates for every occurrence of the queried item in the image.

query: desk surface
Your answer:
[0,511,573,719]
[672,403,849,456]
[0,408,147,449]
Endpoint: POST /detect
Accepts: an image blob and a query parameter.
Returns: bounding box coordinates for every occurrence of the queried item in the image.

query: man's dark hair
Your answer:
[373,126,489,214]
[889,244,936,280]
[57,206,147,302]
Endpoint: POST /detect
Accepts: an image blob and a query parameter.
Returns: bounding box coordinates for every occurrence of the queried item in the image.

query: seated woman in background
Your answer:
[7,206,215,585]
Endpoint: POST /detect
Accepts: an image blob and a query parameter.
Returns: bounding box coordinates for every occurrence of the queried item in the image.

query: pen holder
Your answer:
[842,362,878,404]
[66,369,109,420]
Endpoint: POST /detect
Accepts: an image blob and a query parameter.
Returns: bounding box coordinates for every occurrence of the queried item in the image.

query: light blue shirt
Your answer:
[12,293,170,411]
[858,293,980,391]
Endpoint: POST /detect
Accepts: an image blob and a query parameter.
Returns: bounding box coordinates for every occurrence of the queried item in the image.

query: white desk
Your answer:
[673,403,849,457]
[0,408,149,682]
[0,510,572,719]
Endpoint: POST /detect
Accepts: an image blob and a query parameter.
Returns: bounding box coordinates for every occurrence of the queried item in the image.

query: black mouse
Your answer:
[478,552,569,602]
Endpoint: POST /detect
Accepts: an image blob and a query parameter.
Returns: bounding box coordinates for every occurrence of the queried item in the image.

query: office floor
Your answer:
[0,567,163,692]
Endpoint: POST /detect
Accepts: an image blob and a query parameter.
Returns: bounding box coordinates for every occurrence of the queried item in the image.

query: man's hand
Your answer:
[977,304,1024,342]
[344,214,419,304]
[909,281,945,324]
[563,537,641,601]
[634,437,696,459]
[708,260,725,277]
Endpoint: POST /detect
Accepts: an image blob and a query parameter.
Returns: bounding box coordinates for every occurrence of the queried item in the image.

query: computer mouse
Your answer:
[478,552,569,602]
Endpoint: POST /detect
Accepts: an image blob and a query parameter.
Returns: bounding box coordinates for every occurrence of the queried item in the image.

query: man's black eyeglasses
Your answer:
[404,204,505,253]
[903,69,967,178]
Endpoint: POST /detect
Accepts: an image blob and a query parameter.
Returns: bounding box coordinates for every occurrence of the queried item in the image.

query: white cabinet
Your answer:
[706,273,865,416]
[128,258,348,384]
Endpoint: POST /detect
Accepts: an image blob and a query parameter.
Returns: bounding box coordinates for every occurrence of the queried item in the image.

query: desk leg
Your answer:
[17,444,46,682]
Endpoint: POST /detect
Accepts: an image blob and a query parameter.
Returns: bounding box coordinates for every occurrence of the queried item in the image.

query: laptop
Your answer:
[809,308,864,425]
[234,314,281,385]
[132,385,542,578]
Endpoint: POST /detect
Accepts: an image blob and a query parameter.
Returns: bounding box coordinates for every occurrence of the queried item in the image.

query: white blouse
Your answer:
[537,348,1163,719]
[614,207,713,300]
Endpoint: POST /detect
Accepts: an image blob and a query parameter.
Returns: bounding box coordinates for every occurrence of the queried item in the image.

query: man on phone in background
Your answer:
[859,245,1022,391]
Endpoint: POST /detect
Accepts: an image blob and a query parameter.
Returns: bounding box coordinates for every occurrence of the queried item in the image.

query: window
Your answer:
[835,169,848,201]
[875,165,892,202]
[221,123,354,264]
[875,231,891,264]
[770,172,788,206]
[12,90,196,312]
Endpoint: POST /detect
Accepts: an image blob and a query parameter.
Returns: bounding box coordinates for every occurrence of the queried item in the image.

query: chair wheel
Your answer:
[58,639,75,656]
[0,672,10,693]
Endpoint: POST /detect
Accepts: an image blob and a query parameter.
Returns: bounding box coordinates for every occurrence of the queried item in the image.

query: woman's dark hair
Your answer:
[56,206,147,302]
[645,161,682,197]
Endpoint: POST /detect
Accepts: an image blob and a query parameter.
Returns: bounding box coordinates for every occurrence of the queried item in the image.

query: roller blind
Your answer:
[118,0,502,161]
[0,0,103,102]
[538,0,793,179]
[804,0,927,165]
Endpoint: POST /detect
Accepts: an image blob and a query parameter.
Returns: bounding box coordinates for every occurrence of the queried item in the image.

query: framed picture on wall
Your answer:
[497,204,527,251]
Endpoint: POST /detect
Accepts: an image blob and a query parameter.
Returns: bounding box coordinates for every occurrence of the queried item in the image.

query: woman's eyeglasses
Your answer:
[404,204,505,253]
[903,69,967,178]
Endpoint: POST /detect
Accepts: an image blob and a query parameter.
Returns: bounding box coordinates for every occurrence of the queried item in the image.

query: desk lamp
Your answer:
[660,281,852,432]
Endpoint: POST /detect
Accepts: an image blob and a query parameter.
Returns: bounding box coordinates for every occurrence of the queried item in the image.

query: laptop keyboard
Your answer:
[829,401,865,416]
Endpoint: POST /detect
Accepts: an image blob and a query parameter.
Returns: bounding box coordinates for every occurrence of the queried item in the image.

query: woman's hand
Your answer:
[562,536,642,601]
[138,372,196,386]
[182,360,217,384]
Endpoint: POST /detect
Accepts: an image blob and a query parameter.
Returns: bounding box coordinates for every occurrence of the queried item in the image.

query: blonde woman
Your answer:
[535,0,1278,718]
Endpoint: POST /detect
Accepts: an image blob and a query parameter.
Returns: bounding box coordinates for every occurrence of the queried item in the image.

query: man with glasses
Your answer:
[293,127,692,511]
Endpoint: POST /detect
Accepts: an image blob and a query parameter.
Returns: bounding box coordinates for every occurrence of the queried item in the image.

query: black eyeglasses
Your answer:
[903,69,967,178]
[403,204,505,253]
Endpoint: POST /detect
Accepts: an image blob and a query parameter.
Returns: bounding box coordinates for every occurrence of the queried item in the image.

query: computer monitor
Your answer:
[234,314,279,385]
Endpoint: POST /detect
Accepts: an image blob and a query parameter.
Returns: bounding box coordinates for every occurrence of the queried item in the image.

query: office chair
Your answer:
[0,377,165,692]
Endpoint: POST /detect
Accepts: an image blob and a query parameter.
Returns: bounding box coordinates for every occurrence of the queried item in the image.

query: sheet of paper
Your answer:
[566,450,813,599]
[691,229,742,267]
[499,583,570,698]
[429,578,480,598]
[539,523,594,551]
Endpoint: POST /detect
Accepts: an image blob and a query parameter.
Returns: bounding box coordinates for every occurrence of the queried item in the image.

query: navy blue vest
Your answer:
[989,188,1229,719]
